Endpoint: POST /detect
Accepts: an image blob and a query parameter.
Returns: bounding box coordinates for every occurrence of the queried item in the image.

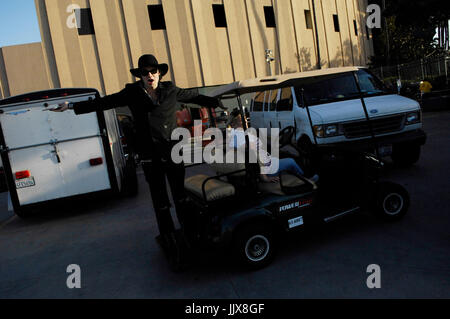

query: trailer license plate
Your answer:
[288,216,304,229]
[16,177,35,189]
[378,144,392,157]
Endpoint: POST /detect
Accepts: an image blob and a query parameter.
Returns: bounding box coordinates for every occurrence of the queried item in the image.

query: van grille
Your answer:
[343,115,405,138]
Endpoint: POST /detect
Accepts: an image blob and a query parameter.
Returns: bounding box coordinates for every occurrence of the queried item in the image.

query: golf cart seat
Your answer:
[184,151,248,202]
[185,174,236,202]
[258,173,316,196]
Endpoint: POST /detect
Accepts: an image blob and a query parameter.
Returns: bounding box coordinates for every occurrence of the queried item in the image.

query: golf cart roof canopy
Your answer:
[209,66,365,98]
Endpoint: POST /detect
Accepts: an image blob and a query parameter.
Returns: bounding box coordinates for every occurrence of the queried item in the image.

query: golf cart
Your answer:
[163,73,410,271]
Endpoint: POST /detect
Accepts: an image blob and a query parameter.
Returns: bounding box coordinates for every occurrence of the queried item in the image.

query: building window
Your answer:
[148,5,166,30]
[333,14,340,32]
[304,10,313,29]
[76,8,95,36]
[264,6,276,28]
[212,4,227,28]
[353,20,358,36]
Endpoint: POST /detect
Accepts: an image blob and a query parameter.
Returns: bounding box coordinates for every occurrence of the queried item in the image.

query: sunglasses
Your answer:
[141,68,159,76]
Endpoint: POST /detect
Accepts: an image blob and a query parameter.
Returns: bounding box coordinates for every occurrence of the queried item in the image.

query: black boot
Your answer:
[156,231,190,272]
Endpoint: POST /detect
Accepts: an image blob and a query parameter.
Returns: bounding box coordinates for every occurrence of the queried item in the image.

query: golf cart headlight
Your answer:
[406,112,420,125]
[313,125,324,138]
[325,125,338,136]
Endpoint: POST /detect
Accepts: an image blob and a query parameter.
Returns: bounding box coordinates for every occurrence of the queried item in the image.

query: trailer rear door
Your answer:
[0,93,112,206]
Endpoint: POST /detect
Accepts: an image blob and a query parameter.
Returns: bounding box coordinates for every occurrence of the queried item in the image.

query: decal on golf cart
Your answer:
[279,199,313,213]
[288,216,304,229]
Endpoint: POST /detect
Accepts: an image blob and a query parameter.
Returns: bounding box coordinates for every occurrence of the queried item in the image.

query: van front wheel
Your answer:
[392,143,421,167]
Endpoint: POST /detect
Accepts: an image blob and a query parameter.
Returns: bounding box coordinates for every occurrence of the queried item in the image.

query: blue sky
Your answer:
[0,0,41,47]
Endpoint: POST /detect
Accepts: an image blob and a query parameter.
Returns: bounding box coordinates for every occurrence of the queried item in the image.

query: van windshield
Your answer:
[293,70,389,106]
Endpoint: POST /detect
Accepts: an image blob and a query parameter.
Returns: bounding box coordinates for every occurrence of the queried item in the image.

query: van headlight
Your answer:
[313,124,340,137]
[405,112,421,125]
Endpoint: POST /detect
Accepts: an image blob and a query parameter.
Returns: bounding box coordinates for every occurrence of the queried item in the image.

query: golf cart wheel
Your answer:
[373,182,410,221]
[233,223,275,270]
[392,143,421,167]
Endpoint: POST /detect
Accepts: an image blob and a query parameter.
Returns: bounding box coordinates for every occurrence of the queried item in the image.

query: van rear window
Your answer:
[252,91,265,112]
[294,70,388,106]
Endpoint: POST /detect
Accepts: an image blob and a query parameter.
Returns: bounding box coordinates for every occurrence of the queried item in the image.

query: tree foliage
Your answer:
[369,0,450,67]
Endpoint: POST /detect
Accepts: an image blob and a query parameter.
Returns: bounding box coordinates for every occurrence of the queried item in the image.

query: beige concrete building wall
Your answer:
[161,0,203,87]
[245,0,281,77]
[290,0,317,71]
[355,0,370,65]
[0,0,374,99]
[312,0,331,68]
[191,0,234,86]
[89,0,134,94]
[336,0,354,66]
[0,43,50,97]
[345,0,361,65]
[319,0,344,67]
[35,0,60,89]
[223,0,256,81]
[273,0,300,73]
[0,48,9,99]
[39,0,89,88]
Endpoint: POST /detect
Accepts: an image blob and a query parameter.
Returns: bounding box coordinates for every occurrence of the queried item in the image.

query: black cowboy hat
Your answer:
[130,54,169,78]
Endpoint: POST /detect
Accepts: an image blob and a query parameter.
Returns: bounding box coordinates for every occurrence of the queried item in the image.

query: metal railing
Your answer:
[371,55,450,87]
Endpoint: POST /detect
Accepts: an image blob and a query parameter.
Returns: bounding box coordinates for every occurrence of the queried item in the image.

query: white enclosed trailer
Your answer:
[0,88,137,217]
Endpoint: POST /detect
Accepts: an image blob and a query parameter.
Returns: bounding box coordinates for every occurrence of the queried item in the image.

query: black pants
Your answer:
[142,141,187,235]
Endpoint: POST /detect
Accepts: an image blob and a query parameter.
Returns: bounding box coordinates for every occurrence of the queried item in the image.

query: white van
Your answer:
[0,88,137,217]
[247,67,426,166]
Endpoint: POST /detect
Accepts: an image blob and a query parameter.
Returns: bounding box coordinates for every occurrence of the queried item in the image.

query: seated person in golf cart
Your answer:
[227,109,319,184]
[184,110,317,204]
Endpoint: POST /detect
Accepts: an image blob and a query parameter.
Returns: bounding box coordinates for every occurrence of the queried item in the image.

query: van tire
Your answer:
[392,143,421,167]
[122,157,138,197]
[371,182,409,221]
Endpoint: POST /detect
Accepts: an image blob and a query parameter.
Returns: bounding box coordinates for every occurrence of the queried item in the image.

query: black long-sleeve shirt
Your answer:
[73,80,220,159]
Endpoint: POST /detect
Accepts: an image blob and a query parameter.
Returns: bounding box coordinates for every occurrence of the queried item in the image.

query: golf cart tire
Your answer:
[392,143,421,167]
[373,182,410,221]
[233,222,276,270]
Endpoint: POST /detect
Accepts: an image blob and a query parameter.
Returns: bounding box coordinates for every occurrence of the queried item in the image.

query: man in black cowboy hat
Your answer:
[54,54,224,268]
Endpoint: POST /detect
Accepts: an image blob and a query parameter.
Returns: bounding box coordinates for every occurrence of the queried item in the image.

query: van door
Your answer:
[276,87,294,130]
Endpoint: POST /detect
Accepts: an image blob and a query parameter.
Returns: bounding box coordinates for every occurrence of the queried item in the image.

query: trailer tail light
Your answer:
[89,157,103,166]
[15,170,31,180]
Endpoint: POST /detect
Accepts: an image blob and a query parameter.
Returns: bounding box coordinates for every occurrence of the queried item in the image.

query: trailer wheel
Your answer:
[122,157,138,197]
[233,223,275,270]
[372,182,409,221]
[14,209,29,219]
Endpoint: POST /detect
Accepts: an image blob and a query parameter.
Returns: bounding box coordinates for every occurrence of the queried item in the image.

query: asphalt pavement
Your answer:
[0,110,449,299]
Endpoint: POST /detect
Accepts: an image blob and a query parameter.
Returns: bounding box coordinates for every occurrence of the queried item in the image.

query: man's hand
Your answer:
[49,102,70,112]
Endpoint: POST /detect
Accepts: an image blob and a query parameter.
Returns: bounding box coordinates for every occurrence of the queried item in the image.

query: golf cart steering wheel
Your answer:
[279,126,295,148]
